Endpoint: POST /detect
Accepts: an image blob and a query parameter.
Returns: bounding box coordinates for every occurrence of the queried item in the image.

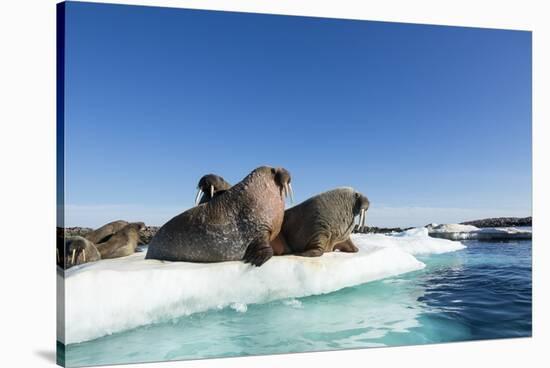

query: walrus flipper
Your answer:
[333,238,359,253]
[243,236,274,267]
[296,232,330,257]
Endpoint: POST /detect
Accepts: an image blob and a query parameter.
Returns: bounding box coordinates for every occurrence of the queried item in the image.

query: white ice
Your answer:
[60,228,464,345]
[427,223,532,240]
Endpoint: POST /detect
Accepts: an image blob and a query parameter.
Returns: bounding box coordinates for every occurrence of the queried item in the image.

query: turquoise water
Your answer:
[64,239,531,367]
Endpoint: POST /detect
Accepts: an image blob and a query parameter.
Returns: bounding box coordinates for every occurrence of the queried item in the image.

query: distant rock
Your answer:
[64,227,93,238]
[427,223,531,241]
[64,225,159,246]
[139,226,159,245]
[460,216,531,228]
[352,225,411,234]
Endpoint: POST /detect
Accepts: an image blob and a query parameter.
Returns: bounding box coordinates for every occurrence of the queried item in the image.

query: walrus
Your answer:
[194,174,231,205]
[274,187,369,257]
[84,220,129,244]
[64,236,102,268]
[96,222,146,259]
[146,166,293,266]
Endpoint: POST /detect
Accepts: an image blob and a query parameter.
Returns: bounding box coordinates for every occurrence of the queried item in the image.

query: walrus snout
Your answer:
[65,237,93,267]
[273,167,294,203]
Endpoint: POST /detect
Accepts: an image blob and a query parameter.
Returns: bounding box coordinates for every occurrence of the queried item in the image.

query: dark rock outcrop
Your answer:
[139,226,159,245]
[460,217,531,228]
[352,225,411,234]
[64,227,93,238]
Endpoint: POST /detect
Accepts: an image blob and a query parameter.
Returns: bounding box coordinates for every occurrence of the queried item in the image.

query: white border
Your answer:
[1,1,548,367]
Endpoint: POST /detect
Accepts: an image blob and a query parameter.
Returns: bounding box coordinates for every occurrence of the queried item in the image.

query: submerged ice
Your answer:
[61,228,464,345]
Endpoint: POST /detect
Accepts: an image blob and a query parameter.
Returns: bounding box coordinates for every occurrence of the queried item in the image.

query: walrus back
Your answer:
[145,205,247,262]
[282,188,356,252]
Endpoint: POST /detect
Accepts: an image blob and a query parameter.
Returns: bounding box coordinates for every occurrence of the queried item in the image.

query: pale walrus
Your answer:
[96,222,146,259]
[275,187,370,257]
[146,166,293,266]
[64,236,102,268]
[84,220,129,244]
[194,174,231,205]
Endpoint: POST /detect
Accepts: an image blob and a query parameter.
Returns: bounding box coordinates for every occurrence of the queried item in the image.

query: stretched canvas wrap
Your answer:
[56,1,532,367]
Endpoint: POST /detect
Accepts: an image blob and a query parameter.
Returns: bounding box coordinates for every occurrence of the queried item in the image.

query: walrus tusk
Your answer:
[56,248,60,263]
[358,209,364,231]
[194,188,203,205]
[288,183,294,204]
[283,183,288,198]
[82,249,86,263]
[361,209,367,230]
[71,249,76,265]
[210,185,214,199]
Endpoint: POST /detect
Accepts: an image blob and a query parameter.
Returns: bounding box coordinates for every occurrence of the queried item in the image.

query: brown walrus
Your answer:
[96,222,146,259]
[64,236,102,268]
[195,174,232,205]
[84,220,129,244]
[274,187,369,257]
[146,166,293,266]
[190,173,294,255]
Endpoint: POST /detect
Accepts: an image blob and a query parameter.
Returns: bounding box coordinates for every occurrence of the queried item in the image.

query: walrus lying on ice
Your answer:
[84,220,129,244]
[146,166,293,266]
[63,236,102,267]
[96,222,146,259]
[187,175,368,258]
[60,221,146,268]
[273,187,370,257]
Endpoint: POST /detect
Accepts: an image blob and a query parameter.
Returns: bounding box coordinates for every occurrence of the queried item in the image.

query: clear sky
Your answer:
[63,2,532,228]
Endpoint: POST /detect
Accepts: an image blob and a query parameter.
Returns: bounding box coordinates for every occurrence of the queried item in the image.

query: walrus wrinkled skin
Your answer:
[195,174,231,205]
[85,220,129,244]
[64,236,101,268]
[276,187,370,257]
[146,166,292,266]
[96,222,146,259]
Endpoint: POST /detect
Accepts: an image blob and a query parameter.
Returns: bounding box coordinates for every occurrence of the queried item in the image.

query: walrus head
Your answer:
[195,174,232,205]
[272,167,294,203]
[65,236,94,268]
[352,191,370,230]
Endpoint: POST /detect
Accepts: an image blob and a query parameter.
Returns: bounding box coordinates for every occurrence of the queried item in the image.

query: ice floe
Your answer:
[60,227,464,344]
[427,223,532,241]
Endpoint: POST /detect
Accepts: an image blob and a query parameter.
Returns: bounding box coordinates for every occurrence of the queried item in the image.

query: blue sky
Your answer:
[63,2,532,227]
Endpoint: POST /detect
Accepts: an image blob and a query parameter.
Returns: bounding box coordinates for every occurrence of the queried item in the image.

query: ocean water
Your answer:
[64,238,531,367]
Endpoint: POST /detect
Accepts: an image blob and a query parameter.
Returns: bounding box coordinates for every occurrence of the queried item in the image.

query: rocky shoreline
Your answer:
[460,216,531,228]
[352,225,412,234]
[64,226,160,245]
[64,217,531,241]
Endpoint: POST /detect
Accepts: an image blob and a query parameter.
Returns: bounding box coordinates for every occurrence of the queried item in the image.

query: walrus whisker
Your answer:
[288,183,294,204]
[210,185,214,199]
[71,249,76,265]
[194,188,203,205]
